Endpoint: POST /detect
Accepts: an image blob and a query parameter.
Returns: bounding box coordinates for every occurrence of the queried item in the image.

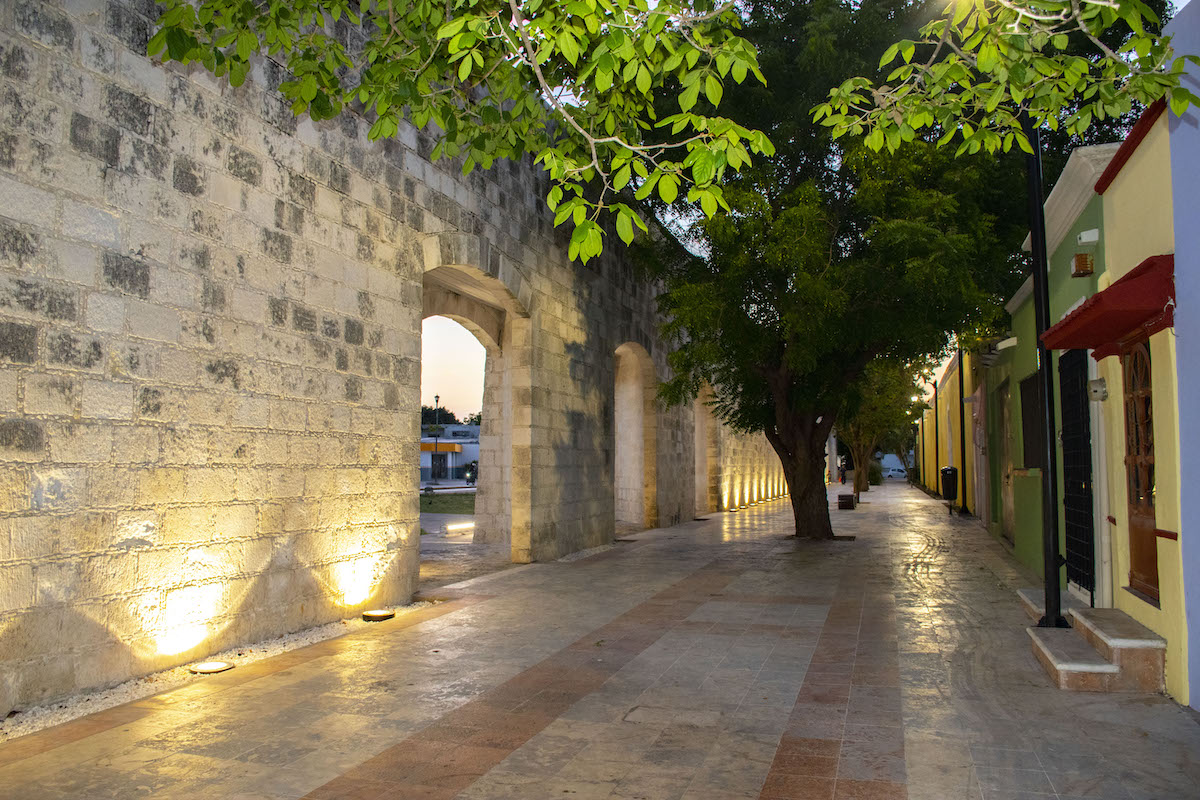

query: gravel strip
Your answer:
[0,602,433,743]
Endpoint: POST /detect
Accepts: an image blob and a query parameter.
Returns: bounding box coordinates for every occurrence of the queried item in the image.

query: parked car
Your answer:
[883,467,908,479]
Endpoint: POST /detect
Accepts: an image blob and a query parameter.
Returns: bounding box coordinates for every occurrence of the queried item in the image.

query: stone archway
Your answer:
[614,342,658,531]
[421,234,535,563]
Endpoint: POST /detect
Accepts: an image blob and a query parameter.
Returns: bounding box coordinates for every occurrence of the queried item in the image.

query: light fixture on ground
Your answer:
[188,660,234,675]
[362,609,395,622]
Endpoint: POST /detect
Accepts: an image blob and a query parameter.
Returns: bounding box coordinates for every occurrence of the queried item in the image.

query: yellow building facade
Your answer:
[1087,109,1189,703]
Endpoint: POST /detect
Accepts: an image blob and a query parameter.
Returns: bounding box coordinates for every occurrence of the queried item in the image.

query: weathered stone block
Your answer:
[31,468,88,512]
[0,320,37,364]
[101,252,150,298]
[47,423,113,464]
[172,154,206,196]
[46,331,103,369]
[0,562,35,611]
[70,113,120,167]
[81,379,133,420]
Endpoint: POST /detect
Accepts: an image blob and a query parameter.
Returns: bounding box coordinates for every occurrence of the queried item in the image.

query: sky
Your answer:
[421,316,486,419]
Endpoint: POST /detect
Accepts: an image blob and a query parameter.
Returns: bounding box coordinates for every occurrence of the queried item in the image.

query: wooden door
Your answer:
[1122,341,1158,601]
[997,382,1015,544]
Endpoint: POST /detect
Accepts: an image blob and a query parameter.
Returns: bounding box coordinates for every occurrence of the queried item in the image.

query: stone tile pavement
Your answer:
[1,484,1198,799]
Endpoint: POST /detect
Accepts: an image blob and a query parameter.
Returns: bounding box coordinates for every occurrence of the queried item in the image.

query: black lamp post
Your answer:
[1023,116,1069,629]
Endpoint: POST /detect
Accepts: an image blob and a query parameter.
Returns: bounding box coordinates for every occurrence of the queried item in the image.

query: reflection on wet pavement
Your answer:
[1,483,1197,799]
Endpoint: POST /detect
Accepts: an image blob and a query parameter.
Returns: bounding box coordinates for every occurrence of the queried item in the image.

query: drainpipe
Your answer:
[958,347,969,515]
[1023,116,1068,629]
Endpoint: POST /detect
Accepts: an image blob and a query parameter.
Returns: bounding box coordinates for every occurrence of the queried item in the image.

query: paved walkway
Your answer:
[1,484,1198,799]
[419,513,515,592]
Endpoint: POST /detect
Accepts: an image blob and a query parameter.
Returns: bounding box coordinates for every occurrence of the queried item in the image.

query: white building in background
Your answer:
[420,424,481,481]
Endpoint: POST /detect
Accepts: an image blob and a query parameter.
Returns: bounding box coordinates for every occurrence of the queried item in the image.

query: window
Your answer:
[1019,373,1046,470]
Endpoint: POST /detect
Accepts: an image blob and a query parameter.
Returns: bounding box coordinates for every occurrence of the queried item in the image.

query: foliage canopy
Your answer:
[150,0,774,261]
[814,0,1198,156]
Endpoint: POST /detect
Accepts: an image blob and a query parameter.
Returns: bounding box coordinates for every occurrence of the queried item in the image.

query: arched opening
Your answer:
[614,342,657,531]
[420,315,485,485]
[421,261,530,563]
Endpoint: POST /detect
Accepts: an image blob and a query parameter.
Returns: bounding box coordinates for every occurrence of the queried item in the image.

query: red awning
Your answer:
[1041,254,1174,359]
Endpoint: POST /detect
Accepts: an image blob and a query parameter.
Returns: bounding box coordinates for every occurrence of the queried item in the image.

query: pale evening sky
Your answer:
[421,316,486,419]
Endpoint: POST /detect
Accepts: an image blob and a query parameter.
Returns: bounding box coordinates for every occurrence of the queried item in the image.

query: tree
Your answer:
[653,0,1030,540]
[814,0,1198,156]
[880,425,917,480]
[150,0,775,261]
[422,405,461,426]
[837,360,923,495]
[464,411,483,426]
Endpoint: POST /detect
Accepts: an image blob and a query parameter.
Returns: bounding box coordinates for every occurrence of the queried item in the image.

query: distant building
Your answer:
[421,424,480,481]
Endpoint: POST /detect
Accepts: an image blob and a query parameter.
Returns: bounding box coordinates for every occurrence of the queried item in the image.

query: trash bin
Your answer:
[940,466,959,502]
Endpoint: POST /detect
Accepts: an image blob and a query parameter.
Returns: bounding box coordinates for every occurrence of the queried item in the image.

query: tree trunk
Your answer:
[851,444,872,495]
[768,428,835,540]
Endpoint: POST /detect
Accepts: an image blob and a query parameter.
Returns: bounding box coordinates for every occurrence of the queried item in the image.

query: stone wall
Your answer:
[0,0,783,713]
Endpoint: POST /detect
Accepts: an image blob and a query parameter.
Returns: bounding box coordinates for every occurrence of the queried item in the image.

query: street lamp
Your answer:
[1022,116,1068,629]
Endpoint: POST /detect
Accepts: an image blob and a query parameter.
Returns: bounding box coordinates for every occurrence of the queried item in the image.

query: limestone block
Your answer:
[24,373,78,416]
[111,425,160,463]
[162,505,213,545]
[184,468,235,504]
[47,422,113,464]
[62,199,119,248]
[113,510,159,550]
[73,640,132,690]
[46,239,102,286]
[0,562,34,611]
[31,468,88,512]
[212,504,257,540]
[81,378,133,420]
[0,174,57,228]
[126,300,181,343]
[35,560,80,604]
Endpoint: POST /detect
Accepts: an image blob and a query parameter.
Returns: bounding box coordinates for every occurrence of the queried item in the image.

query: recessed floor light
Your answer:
[362,609,395,622]
[188,661,234,675]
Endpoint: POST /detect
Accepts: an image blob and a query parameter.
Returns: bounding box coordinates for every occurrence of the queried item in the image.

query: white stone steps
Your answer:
[1069,607,1165,652]
[1027,627,1121,691]
[1068,607,1165,692]
[1017,587,1084,621]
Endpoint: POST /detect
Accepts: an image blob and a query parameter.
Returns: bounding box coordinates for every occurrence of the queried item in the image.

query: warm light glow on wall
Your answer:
[156,583,225,656]
[332,555,385,607]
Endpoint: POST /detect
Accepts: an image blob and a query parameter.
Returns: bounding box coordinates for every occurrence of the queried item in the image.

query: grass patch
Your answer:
[419,492,476,514]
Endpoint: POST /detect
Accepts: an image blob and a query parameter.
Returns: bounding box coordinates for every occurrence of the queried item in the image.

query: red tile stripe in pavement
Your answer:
[0,598,482,770]
[759,568,908,800]
[302,562,742,800]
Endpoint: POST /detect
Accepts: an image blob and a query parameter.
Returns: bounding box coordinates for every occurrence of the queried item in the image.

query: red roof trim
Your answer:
[1041,254,1175,359]
[1094,99,1167,195]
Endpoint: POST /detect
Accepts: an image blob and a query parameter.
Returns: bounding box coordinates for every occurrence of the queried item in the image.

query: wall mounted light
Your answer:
[362,609,395,622]
[189,660,234,675]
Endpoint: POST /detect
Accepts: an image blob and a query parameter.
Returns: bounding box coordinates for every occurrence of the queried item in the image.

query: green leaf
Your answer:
[236,31,256,61]
[705,75,723,106]
[636,65,651,93]
[616,212,634,244]
[613,164,632,190]
[658,174,678,203]
[680,82,700,112]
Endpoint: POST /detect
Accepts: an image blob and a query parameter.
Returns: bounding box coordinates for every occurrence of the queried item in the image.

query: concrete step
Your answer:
[1017,588,1084,621]
[1028,627,1121,691]
[1069,607,1165,692]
